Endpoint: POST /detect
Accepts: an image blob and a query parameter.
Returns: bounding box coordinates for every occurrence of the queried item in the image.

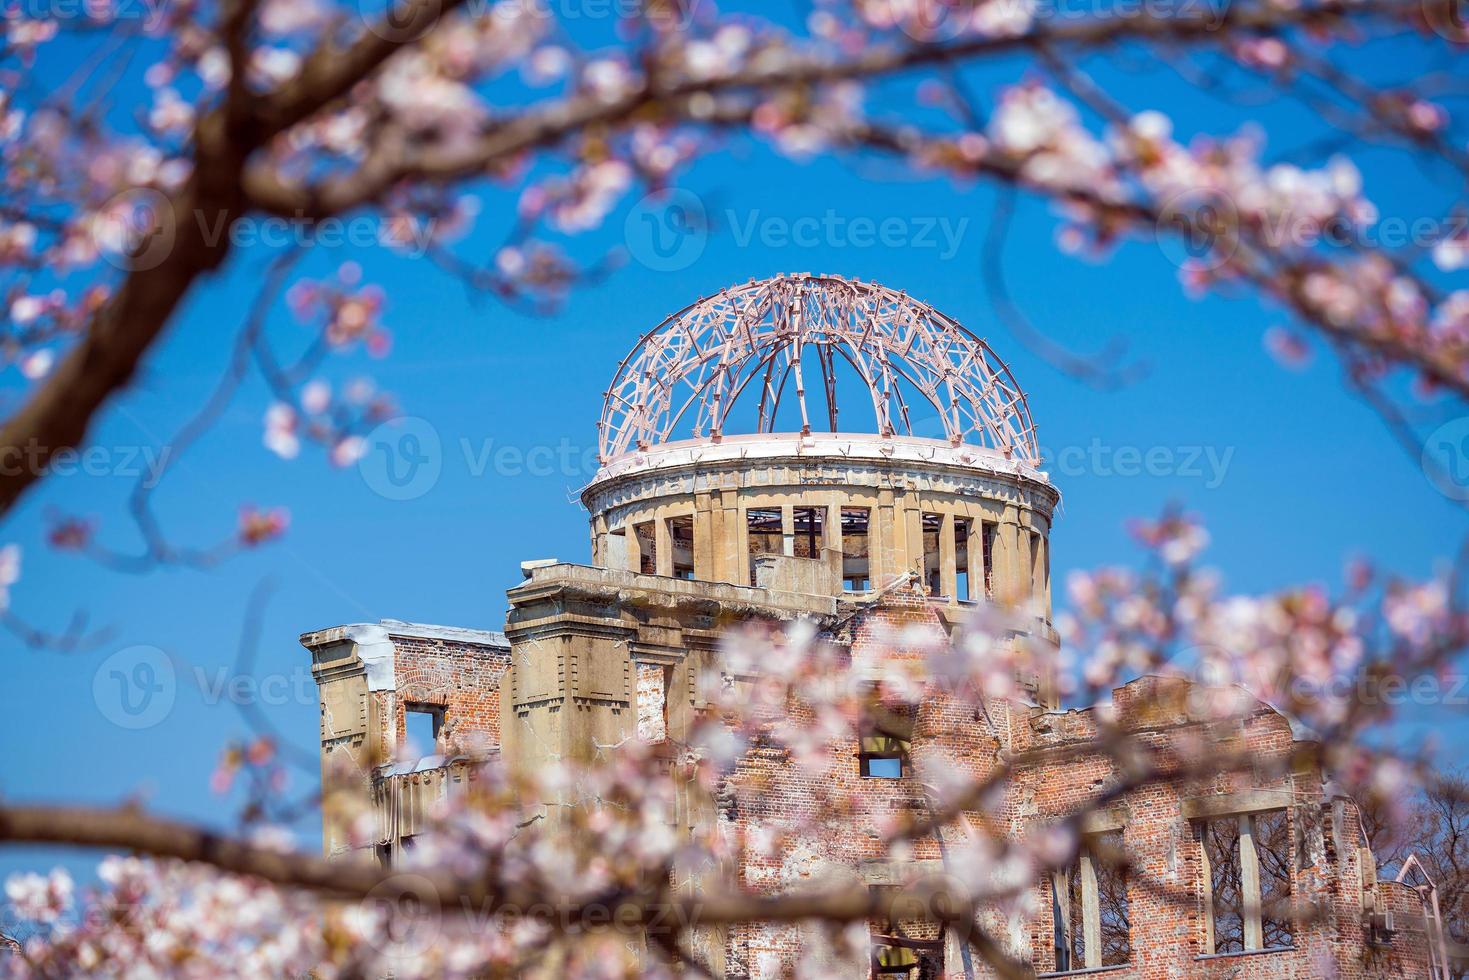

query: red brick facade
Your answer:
[715,594,1435,978]
[378,629,512,758]
[312,595,1438,978]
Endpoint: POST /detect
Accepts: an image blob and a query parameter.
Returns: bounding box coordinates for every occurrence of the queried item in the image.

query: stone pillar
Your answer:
[823,494,843,589]
[503,598,635,796]
[1035,531,1051,618]
[627,520,645,573]
[719,489,742,585]
[997,517,1023,606]
[902,494,922,580]
[1080,850,1101,968]
[966,518,984,601]
[1240,814,1263,950]
[1018,521,1034,610]
[875,488,897,585]
[654,513,672,577]
[590,513,608,566]
[709,493,728,582]
[939,512,957,601]
[693,491,715,580]
[733,496,751,586]
[302,627,394,862]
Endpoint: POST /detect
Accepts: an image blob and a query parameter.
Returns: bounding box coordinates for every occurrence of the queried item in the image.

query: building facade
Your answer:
[303,274,1445,977]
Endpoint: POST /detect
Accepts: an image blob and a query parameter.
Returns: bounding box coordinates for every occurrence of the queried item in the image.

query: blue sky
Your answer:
[1,16,1465,888]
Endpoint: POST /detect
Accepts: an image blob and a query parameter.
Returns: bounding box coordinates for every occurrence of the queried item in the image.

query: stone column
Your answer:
[733,495,751,586]
[1240,814,1263,949]
[719,489,742,585]
[996,514,1022,605]
[654,512,672,577]
[903,494,923,581]
[824,493,843,590]
[1080,850,1101,968]
[589,513,608,566]
[693,490,715,580]
[1035,531,1051,618]
[627,520,645,573]
[875,488,897,585]
[966,518,985,601]
[939,512,957,600]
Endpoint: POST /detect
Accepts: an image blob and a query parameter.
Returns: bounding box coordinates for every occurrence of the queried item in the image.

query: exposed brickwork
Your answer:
[1369,878,1444,974]
[637,662,670,742]
[710,596,1435,979]
[315,598,1437,978]
[1000,673,1430,980]
[721,594,997,977]
[302,274,1447,976]
[385,633,511,757]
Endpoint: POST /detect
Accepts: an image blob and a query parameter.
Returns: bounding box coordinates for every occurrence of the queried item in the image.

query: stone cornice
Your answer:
[508,563,841,621]
[581,434,1060,521]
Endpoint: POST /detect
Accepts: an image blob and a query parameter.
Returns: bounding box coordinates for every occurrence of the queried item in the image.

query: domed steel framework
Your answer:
[597,273,1040,464]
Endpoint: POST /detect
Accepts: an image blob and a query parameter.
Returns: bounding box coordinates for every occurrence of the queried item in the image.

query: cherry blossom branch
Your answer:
[0,607,110,652]
[242,0,1437,217]
[710,107,1469,405]
[0,193,230,515]
[0,0,1455,528]
[253,0,479,139]
[0,0,471,519]
[0,802,1032,976]
[4,517,1459,973]
[61,250,302,571]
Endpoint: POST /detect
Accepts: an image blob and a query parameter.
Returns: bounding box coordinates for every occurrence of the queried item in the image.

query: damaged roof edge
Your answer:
[377,619,509,649]
[1028,675,1323,743]
[299,619,510,692]
[299,618,509,649]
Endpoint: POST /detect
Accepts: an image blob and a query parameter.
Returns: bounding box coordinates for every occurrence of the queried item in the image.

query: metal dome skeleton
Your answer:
[597,274,1041,464]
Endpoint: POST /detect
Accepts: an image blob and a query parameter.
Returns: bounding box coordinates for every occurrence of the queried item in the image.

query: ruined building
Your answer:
[303,274,1449,977]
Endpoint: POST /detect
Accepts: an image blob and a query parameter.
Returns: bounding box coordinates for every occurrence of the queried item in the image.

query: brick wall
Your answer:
[713,594,1434,979]
[386,633,512,758]
[358,595,1434,978]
